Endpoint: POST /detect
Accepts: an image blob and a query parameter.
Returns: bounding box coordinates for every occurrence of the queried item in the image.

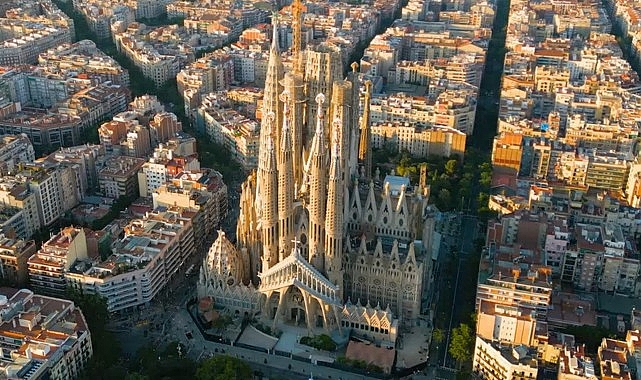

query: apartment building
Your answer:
[45,144,104,196]
[369,88,477,135]
[0,181,41,239]
[598,338,632,380]
[56,84,131,129]
[560,223,640,294]
[130,94,164,117]
[98,156,145,199]
[38,40,130,87]
[0,134,35,175]
[153,169,228,246]
[0,111,83,148]
[28,227,89,296]
[66,209,196,312]
[0,288,93,380]
[73,0,135,40]
[128,0,164,19]
[197,93,260,170]
[0,24,73,65]
[114,23,193,87]
[0,235,36,287]
[16,163,81,227]
[138,147,201,197]
[370,122,466,159]
[476,300,538,347]
[149,112,182,145]
[98,116,152,158]
[557,345,597,380]
[388,53,485,88]
[473,337,539,380]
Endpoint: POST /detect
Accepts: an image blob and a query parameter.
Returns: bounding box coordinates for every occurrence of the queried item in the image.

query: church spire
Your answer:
[278,90,295,260]
[306,93,328,271]
[259,112,279,271]
[325,118,344,296]
[291,0,304,74]
[358,80,373,178]
[261,14,284,156]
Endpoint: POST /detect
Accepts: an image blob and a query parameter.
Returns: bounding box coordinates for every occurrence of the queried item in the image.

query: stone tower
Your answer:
[291,0,304,75]
[358,80,373,178]
[258,113,279,271]
[282,72,305,187]
[261,15,284,158]
[304,45,343,146]
[277,90,295,260]
[325,120,344,298]
[306,94,328,271]
[329,80,353,186]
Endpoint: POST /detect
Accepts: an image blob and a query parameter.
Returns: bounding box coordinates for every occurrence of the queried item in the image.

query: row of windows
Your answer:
[341,320,389,334]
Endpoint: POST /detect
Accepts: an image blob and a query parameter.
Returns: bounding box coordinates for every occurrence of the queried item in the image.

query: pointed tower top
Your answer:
[271,13,280,52]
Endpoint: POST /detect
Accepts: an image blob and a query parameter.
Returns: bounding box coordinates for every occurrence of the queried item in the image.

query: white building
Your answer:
[66,209,196,312]
[473,337,539,380]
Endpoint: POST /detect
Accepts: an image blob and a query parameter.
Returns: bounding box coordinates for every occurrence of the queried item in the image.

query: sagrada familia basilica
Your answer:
[198,2,436,344]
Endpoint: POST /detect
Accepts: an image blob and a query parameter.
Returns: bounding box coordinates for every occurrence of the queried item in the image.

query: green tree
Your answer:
[67,289,123,379]
[196,356,252,380]
[449,323,474,367]
[437,188,452,208]
[445,159,458,176]
[432,328,445,344]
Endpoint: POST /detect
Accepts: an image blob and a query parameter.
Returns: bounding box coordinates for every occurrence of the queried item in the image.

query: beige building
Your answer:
[98,156,145,199]
[149,112,182,145]
[598,338,632,380]
[476,300,537,347]
[28,227,89,296]
[66,209,196,312]
[0,182,41,239]
[0,288,93,380]
[0,234,36,287]
[153,169,228,248]
[371,122,466,158]
[473,337,539,380]
[557,345,597,380]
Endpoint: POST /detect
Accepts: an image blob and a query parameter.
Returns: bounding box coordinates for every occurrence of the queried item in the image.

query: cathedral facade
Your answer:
[198,5,434,344]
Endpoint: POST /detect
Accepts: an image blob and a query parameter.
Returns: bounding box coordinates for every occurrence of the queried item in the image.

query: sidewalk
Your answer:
[172,308,380,380]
